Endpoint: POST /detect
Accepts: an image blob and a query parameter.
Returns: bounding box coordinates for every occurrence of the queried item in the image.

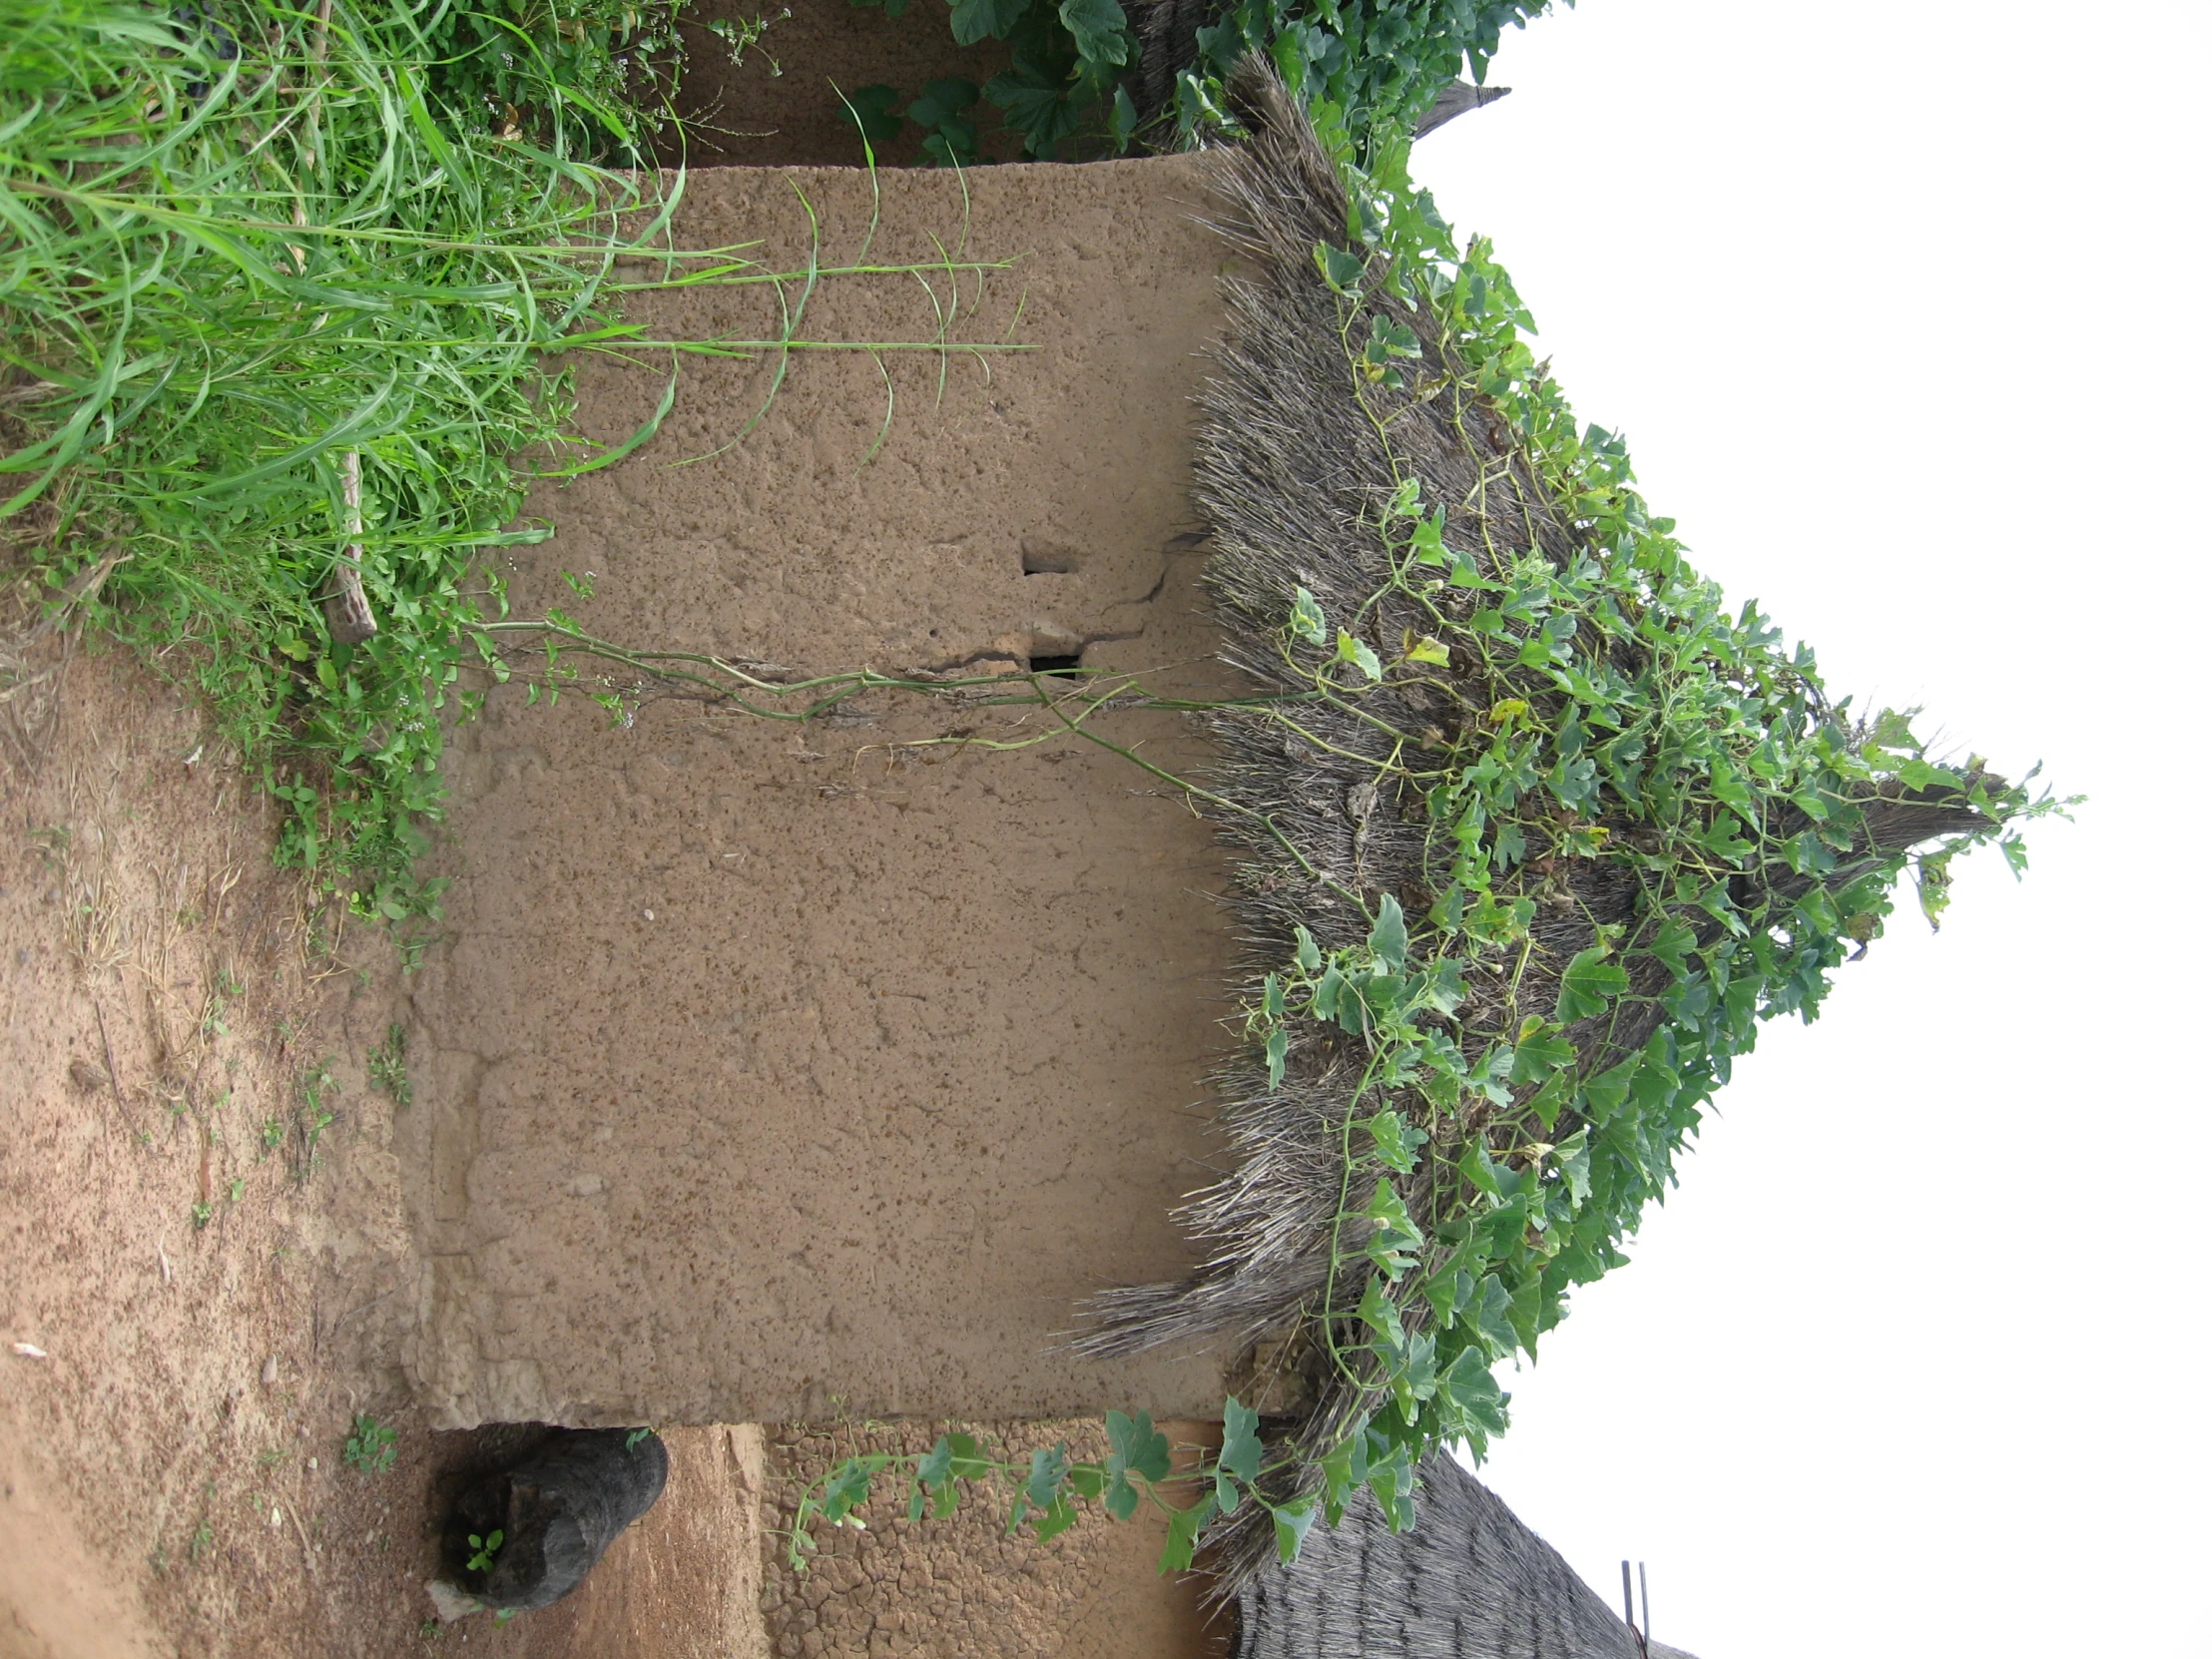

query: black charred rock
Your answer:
[441,1428,669,1612]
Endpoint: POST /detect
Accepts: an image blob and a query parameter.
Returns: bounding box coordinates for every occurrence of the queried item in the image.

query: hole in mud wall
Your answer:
[1021,540,1083,575]
[1030,650,1084,676]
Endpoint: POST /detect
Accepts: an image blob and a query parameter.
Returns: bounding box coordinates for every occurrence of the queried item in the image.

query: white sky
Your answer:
[1411,4,2211,1656]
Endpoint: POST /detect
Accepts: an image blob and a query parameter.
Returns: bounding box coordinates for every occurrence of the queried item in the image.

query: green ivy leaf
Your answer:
[1367,892,1407,970]
[1314,243,1367,292]
[1057,0,1130,67]
[1273,1498,1318,1563]
[1289,586,1328,644]
[949,0,1028,44]
[1554,945,1629,1021]
[837,83,904,149]
[1364,1108,1427,1174]
[1024,1443,1070,1514]
[1337,629,1383,682]
[1158,1489,1218,1573]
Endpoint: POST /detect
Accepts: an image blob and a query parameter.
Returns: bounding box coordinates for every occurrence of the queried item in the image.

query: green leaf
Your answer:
[1472,1274,1518,1358]
[949,0,1029,43]
[1508,1026,1576,1083]
[1363,1177,1424,1279]
[1158,1490,1217,1573]
[1058,0,1130,67]
[1315,243,1367,292]
[905,76,979,128]
[1107,1408,1172,1484]
[1272,1498,1317,1564]
[837,84,904,149]
[1554,1126,1592,1204]
[1357,1274,1406,1348]
[1289,586,1328,644]
[1367,893,1407,970]
[1025,1443,1070,1513]
[1220,1396,1263,1487]
[1554,945,1630,1021]
[1405,634,1451,666]
[1337,629,1383,682]
[1580,1055,1642,1122]
[1364,1108,1428,1175]
[1294,923,1322,973]
[1265,1026,1288,1090]
[1032,1493,1081,1541]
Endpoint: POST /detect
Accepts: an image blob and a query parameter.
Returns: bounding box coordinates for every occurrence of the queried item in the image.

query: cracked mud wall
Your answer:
[401,152,1246,1429]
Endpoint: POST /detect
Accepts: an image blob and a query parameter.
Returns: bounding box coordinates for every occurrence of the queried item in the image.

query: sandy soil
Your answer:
[0,624,767,1656]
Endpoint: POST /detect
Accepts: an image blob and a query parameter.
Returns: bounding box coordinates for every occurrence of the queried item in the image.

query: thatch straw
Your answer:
[1074,59,1996,1586]
[1234,1452,1698,1659]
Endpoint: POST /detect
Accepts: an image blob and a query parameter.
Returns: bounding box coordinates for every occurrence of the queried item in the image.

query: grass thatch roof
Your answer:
[1075,59,2014,1585]
[1235,1452,1696,1659]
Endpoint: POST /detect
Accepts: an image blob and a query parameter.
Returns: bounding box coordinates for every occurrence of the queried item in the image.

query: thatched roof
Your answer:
[1235,1454,1698,1659]
[1075,59,1995,1582]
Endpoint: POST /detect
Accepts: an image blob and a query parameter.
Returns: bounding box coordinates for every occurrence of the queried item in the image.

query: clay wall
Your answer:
[400,152,1248,1430]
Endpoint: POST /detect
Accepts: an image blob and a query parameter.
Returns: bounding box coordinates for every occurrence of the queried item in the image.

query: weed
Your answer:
[228,1177,245,1205]
[6,4,1021,943]
[199,970,244,1042]
[257,1448,287,1469]
[260,1118,284,1156]
[366,1025,412,1107]
[296,1059,339,1171]
[342,1412,398,1476]
[465,1528,503,1574]
[28,826,69,864]
[190,1201,213,1231]
[187,1519,214,1563]
[148,1543,167,1577]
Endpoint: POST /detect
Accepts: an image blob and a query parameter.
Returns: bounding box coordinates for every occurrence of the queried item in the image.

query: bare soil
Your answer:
[664,0,1026,169]
[759,1418,1236,1659]
[0,632,767,1656]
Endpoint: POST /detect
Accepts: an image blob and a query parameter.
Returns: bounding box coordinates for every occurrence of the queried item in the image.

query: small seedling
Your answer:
[465,1528,503,1574]
[187,1519,214,1562]
[297,1058,339,1169]
[343,1412,397,1475]
[190,1201,213,1230]
[228,1176,245,1204]
[366,1024,411,1105]
[260,1117,283,1155]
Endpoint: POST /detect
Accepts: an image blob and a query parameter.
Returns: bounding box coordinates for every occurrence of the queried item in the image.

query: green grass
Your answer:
[0,0,682,932]
[2,3,1028,943]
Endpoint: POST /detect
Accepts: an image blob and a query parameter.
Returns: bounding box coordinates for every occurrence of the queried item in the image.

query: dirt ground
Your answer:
[0,627,770,1657]
[758,1418,1236,1659]
[665,0,1025,169]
